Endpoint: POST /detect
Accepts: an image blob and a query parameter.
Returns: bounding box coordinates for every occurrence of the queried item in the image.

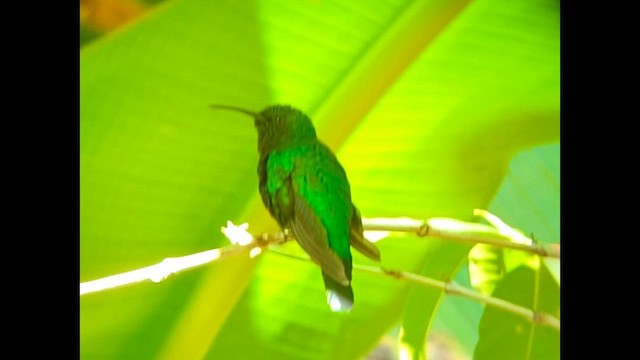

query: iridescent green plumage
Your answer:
[212,104,380,312]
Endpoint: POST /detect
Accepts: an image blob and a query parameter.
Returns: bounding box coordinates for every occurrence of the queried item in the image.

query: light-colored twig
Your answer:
[80,211,559,295]
[80,222,287,295]
[271,250,560,331]
[80,214,560,331]
[80,245,250,295]
[363,266,560,331]
[362,210,560,258]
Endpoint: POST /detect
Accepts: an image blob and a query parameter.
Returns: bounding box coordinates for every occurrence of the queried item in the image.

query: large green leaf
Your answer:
[469,143,560,296]
[427,143,560,357]
[474,260,560,360]
[80,0,559,359]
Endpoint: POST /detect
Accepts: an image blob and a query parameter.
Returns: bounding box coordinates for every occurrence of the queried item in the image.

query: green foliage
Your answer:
[80,0,559,359]
[469,144,560,296]
[464,143,560,358]
[474,262,560,360]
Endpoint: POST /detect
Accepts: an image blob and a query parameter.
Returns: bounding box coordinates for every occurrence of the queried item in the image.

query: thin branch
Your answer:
[362,210,560,258]
[80,211,559,295]
[80,245,250,295]
[271,250,560,331]
[366,266,560,331]
[80,216,560,331]
[80,222,288,295]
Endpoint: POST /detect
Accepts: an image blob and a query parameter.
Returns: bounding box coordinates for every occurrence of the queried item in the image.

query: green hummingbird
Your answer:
[211,104,381,312]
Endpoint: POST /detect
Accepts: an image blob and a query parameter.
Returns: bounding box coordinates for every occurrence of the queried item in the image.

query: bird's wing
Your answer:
[264,149,349,286]
[258,155,274,219]
[290,194,350,286]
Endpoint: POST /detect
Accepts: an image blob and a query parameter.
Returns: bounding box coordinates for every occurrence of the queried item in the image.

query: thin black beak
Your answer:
[209,104,259,118]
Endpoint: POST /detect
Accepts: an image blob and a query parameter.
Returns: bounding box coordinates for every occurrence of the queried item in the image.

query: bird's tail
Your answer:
[350,206,381,261]
[322,259,354,312]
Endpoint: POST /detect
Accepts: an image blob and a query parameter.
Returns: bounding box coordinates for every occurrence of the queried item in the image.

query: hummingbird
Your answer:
[211,104,381,312]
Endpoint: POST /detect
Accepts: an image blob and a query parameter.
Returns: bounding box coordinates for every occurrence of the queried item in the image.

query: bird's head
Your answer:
[211,104,317,154]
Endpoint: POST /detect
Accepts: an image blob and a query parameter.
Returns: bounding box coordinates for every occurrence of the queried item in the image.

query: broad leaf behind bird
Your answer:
[211,104,381,312]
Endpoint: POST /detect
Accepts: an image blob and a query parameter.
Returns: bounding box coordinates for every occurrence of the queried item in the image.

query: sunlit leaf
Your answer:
[468,143,560,296]
[474,260,560,360]
[80,0,559,358]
